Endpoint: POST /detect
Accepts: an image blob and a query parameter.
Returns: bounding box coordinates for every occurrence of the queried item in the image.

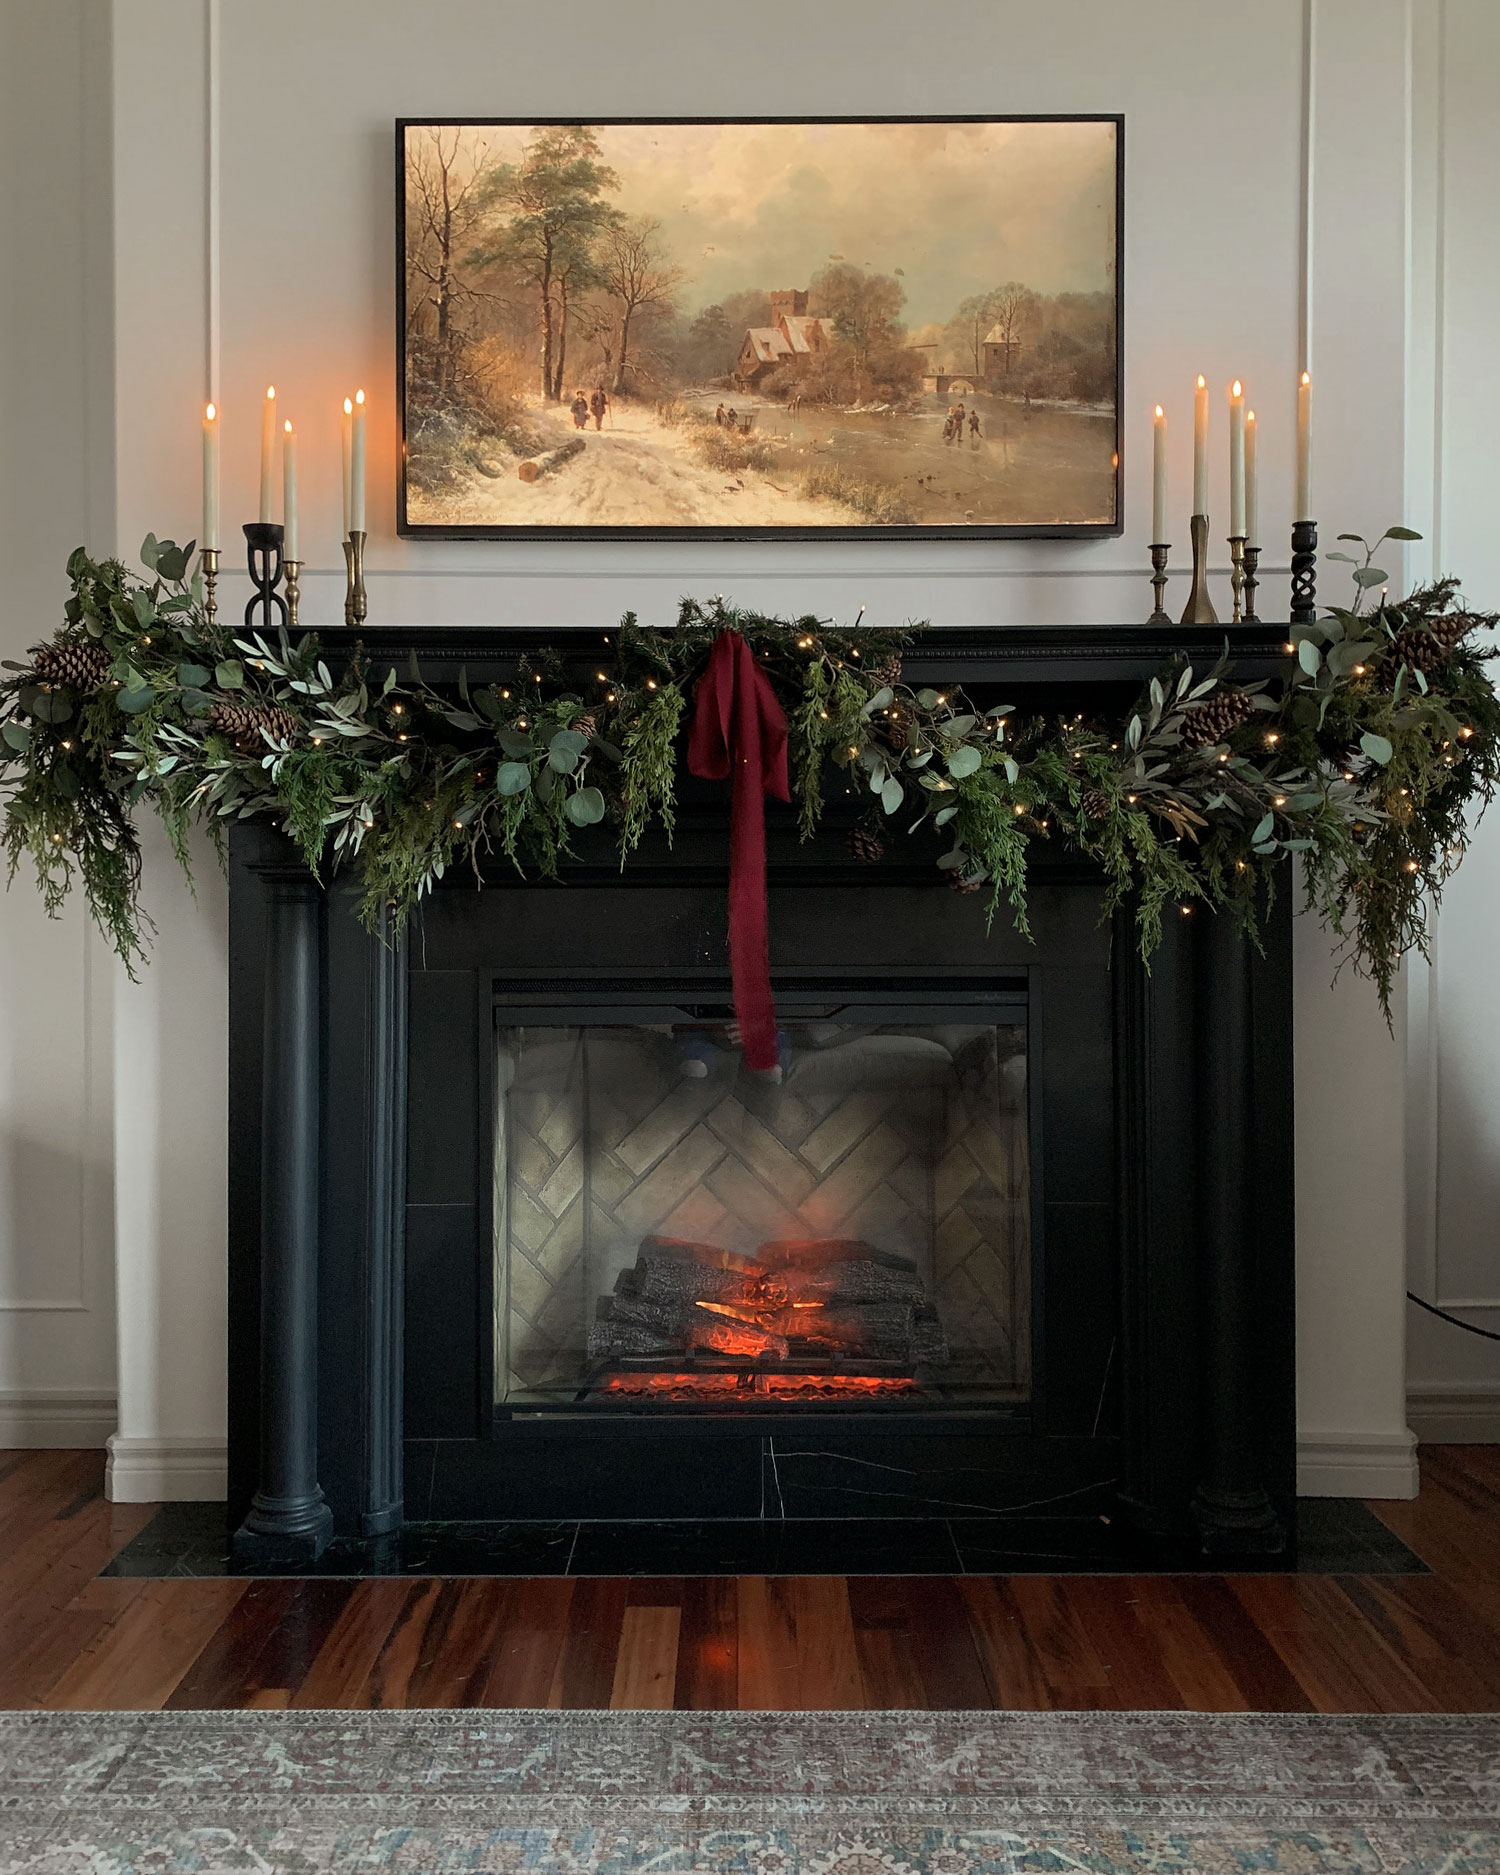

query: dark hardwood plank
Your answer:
[904,1576,994,1710]
[1000,1574,1114,1709]
[958,1577,1057,1708]
[406,1580,519,1708]
[165,1580,303,1708]
[673,1576,738,1710]
[350,1578,445,1709]
[291,1579,415,1708]
[479,1578,575,1707]
[44,1579,247,1710]
[1054,1577,1184,1711]
[736,1576,861,1710]
[549,1577,628,1709]
[610,1605,681,1708]
[1171,1574,1316,1712]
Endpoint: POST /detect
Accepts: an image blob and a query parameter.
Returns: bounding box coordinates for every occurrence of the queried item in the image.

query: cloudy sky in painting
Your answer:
[415,119,1116,329]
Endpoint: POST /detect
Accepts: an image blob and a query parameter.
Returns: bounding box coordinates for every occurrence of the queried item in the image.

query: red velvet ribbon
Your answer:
[686,631,789,1072]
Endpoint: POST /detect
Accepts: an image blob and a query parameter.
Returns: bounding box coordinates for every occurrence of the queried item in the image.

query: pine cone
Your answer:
[1178,691,1257,749]
[846,826,885,864]
[884,712,909,751]
[948,870,986,894]
[573,714,597,740]
[1392,615,1469,675]
[870,652,903,687]
[31,639,113,692]
[1080,787,1112,821]
[209,699,299,751]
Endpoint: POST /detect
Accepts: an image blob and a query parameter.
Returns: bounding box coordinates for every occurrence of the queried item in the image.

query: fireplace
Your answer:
[226,623,1296,1561]
[493,983,1030,1413]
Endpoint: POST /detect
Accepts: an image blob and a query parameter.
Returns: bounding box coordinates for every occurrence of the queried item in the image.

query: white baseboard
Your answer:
[1406,1383,1500,1443]
[1297,1427,1420,1498]
[105,1433,227,1502]
[0,1389,117,1449]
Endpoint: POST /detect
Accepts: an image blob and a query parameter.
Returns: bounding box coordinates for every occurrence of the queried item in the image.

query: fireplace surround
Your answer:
[226,623,1296,1562]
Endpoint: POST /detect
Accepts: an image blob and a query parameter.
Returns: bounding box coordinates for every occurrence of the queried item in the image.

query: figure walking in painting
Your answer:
[715,403,726,427]
[571,391,590,430]
[590,386,610,431]
[968,408,981,447]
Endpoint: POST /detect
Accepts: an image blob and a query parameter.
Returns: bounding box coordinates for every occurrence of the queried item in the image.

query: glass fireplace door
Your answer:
[493,988,1031,1411]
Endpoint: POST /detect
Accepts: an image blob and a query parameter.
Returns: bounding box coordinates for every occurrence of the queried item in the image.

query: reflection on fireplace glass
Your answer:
[493,1011,1030,1409]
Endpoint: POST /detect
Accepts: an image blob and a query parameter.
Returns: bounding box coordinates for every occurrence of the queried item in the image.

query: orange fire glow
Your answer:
[598,1372,918,1402]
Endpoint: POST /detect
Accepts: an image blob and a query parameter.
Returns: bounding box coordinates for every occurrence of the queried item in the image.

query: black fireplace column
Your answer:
[233,874,334,1563]
[1191,908,1287,1556]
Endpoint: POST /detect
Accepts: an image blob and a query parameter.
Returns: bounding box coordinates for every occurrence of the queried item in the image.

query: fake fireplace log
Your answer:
[587,1235,951,1375]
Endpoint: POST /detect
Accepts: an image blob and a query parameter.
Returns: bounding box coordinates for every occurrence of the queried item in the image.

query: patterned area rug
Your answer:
[1,1708,1498,1873]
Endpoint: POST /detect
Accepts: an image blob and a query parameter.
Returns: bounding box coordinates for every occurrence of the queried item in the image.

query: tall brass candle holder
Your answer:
[243,521,288,632]
[199,547,220,630]
[284,559,302,632]
[1179,513,1219,624]
[1147,543,1171,624]
[343,531,368,626]
[1290,519,1318,623]
[1242,544,1261,624]
[1228,535,1247,624]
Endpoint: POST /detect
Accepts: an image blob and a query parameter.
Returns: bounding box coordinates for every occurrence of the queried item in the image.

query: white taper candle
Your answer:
[201,402,219,552]
[1228,380,1245,537]
[1152,406,1167,542]
[1244,408,1258,549]
[282,419,298,563]
[1295,371,1312,522]
[351,388,366,534]
[341,398,353,537]
[1192,375,1208,514]
[259,385,276,523]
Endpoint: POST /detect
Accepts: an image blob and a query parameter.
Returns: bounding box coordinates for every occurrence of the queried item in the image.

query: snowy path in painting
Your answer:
[410,398,864,530]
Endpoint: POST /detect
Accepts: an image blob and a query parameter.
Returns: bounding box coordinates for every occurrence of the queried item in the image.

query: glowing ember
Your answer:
[597,1371,919,1403]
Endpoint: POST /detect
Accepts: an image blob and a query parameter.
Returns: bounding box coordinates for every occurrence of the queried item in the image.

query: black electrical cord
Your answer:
[1407,1290,1500,1343]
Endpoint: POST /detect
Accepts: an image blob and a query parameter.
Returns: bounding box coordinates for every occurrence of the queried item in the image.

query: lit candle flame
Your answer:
[1154,404,1163,418]
[1197,374,1206,389]
[205,402,216,421]
[283,418,292,434]
[265,385,275,400]
[1231,379,1242,398]
[355,388,365,406]
[1301,370,1311,386]
[344,396,353,415]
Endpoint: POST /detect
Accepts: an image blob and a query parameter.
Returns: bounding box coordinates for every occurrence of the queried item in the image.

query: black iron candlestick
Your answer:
[243,521,288,633]
[1242,545,1261,624]
[1290,519,1318,623]
[1148,543,1171,624]
[1180,513,1219,625]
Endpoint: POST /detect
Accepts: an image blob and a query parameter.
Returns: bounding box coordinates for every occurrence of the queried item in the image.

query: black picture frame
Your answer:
[396,114,1124,542]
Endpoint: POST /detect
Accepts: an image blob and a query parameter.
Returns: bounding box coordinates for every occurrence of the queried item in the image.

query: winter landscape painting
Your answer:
[397,117,1122,538]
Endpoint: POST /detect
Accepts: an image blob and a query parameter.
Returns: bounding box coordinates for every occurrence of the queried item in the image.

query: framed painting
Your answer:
[396,115,1123,540]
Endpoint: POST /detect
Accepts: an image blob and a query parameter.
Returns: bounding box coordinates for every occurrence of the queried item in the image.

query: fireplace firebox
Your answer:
[227,624,1296,1562]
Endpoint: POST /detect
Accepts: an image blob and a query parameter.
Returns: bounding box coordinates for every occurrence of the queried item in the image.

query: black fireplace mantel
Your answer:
[226,622,1296,1563]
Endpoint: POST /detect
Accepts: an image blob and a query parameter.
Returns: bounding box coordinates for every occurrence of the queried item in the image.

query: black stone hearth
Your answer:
[227,623,1298,1563]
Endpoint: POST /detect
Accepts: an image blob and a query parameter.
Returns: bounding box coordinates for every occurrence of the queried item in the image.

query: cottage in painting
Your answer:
[733,290,837,390]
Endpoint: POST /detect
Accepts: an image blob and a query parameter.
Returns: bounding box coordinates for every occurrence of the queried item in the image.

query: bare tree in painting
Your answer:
[990,281,1039,372]
[405,127,494,400]
[600,217,684,395]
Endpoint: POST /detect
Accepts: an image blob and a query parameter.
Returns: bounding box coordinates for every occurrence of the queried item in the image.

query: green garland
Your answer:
[3,528,1497,1014]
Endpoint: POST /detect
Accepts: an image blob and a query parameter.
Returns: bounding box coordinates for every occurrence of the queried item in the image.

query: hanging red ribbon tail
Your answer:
[687,631,790,1072]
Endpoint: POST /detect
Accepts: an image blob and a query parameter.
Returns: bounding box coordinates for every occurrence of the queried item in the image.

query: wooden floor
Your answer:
[4,1446,1500,1712]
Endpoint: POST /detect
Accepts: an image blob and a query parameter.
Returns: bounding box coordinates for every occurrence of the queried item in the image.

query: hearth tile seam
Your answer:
[767,1437,786,1520]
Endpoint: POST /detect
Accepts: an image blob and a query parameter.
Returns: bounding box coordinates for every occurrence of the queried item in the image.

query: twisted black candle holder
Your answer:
[1290,519,1318,624]
[243,521,288,633]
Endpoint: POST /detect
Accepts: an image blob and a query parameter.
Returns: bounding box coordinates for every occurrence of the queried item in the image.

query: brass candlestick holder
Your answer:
[284,559,302,631]
[1148,543,1171,624]
[1290,519,1318,623]
[342,530,367,626]
[199,546,219,630]
[1179,513,1219,624]
[1242,544,1261,624]
[1228,534,1247,624]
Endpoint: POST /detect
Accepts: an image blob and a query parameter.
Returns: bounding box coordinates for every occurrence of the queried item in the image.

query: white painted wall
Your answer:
[1404,0,1500,1443]
[8,0,1481,1497]
[0,0,119,1448]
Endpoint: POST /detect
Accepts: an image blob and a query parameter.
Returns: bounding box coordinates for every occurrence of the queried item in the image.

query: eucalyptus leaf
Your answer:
[31,691,74,724]
[177,662,211,689]
[916,687,939,709]
[548,744,581,775]
[1297,639,1321,676]
[934,805,958,827]
[117,687,155,715]
[140,533,159,571]
[861,686,893,716]
[53,761,79,800]
[497,730,536,758]
[2,722,31,752]
[1004,758,1019,783]
[564,785,606,826]
[179,688,214,716]
[946,745,981,779]
[550,728,589,758]
[1353,566,1389,588]
[1126,715,1142,751]
[1252,811,1275,844]
[132,589,155,629]
[1382,525,1423,541]
[591,738,623,762]
[495,761,531,796]
[880,776,904,815]
[1360,731,1393,765]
